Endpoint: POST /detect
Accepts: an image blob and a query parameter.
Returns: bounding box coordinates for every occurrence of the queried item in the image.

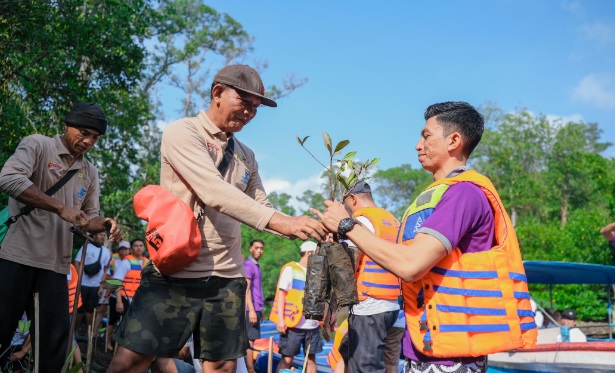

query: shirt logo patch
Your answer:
[413,216,423,233]
[241,170,250,185]
[235,153,249,164]
[48,162,63,171]
[206,141,220,154]
[74,187,86,201]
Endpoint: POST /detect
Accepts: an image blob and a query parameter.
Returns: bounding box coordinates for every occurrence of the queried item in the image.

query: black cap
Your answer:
[64,102,108,135]
[213,65,277,107]
[348,181,372,195]
[561,309,577,321]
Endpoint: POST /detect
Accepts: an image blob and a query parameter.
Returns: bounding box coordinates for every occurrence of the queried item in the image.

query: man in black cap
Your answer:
[560,309,587,342]
[108,65,326,373]
[0,102,121,373]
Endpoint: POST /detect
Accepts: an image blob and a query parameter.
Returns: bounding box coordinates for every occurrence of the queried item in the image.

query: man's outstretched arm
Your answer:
[600,222,615,242]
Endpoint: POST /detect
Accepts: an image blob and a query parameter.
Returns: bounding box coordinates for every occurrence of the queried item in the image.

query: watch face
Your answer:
[339,218,356,235]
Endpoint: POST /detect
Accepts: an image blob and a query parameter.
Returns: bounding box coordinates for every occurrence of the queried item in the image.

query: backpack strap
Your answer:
[4,169,79,228]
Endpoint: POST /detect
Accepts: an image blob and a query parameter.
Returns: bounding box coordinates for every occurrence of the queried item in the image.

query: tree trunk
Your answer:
[560,184,569,226]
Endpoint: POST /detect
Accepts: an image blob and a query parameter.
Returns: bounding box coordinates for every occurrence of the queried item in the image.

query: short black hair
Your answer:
[130,238,145,247]
[250,239,264,247]
[424,101,484,156]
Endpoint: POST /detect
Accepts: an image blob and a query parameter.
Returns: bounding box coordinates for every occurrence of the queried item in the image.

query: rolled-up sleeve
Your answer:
[0,136,39,197]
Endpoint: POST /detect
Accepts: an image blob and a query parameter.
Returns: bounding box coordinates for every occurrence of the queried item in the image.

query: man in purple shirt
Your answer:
[314,102,533,373]
[244,239,264,373]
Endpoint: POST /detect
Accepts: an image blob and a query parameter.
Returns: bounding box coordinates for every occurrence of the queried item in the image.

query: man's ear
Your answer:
[211,84,225,103]
[447,132,463,153]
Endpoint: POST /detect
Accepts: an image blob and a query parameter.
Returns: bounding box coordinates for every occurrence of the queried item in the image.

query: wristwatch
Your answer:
[338,218,358,239]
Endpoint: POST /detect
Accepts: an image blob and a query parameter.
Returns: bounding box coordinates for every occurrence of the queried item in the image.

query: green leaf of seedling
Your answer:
[348,173,357,185]
[295,135,310,146]
[296,135,310,145]
[337,175,349,190]
[347,160,353,170]
[322,132,332,153]
[334,140,350,153]
[343,151,356,160]
[370,158,380,166]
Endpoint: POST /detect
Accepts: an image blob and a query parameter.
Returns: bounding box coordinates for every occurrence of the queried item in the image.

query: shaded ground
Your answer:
[76,334,114,373]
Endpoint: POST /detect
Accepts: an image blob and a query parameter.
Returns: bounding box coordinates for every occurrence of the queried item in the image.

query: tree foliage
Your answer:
[371,164,432,219]
[0,0,303,242]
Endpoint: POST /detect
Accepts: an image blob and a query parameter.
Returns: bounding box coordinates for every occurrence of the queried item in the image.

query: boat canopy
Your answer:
[523,261,615,285]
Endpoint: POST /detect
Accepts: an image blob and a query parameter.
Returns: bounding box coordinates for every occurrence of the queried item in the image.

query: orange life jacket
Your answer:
[354,207,401,301]
[68,264,82,314]
[398,170,537,358]
[327,318,349,370]
[122,255,148,299]
[269,262,305,328]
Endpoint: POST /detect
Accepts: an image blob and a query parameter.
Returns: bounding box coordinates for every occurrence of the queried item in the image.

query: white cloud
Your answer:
[545,113,585,127]
[561,0,584,16]
[571,73,615,110]
[263,173,326,212]
[580,20,615,45]
[513,110,584,126]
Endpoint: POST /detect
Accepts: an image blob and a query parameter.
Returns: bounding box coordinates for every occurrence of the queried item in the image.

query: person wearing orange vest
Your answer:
[270,241,323,373]
[313,102,537,373]
[67,264,84,372]
[107,239,144,350]
[332,181,403,373]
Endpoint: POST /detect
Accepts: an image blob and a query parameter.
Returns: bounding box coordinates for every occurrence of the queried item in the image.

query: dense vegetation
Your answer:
[2,1,614,322]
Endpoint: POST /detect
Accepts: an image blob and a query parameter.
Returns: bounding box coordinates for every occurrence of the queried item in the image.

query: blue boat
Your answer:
[488,261,615,372]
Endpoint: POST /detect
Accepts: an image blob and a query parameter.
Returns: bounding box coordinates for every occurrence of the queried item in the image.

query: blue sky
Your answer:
[159,1,615,206]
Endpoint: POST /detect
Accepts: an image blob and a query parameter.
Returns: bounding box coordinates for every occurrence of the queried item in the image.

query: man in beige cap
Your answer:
[108,65,326,373]
[0,102,121,373]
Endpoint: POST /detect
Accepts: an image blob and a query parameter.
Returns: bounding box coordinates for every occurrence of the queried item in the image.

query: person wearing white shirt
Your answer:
[559,309,587,342]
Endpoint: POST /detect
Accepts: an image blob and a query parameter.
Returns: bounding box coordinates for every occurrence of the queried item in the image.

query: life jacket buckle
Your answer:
[417,297,424,308]
[423,340,433,352]
[419,320,429,332]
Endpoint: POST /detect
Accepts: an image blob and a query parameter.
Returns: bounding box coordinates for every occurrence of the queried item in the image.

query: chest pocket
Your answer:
[232,158,251,192]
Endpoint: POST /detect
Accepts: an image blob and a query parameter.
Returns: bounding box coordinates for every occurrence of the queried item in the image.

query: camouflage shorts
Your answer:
[113,261,248,360]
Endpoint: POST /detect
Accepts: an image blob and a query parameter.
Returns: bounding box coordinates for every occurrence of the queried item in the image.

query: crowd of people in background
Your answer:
[1,63,614,373]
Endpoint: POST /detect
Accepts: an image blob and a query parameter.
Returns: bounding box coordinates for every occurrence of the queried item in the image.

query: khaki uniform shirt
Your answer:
[0,134,100,274]
[160,110,276,278]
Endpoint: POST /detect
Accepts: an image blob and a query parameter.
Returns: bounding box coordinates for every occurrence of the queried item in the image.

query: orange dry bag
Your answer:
[133,185,201,275]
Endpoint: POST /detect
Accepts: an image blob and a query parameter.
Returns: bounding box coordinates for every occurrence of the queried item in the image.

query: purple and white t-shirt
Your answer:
[403,181,494,366]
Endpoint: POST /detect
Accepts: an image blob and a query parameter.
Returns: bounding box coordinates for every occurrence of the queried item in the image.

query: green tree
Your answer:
[544,122,611,225]
[371,164,432,219]
[0,0,302,242]
[268,192,296,216]
[296,189,326,216]
[472,110,553,225]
